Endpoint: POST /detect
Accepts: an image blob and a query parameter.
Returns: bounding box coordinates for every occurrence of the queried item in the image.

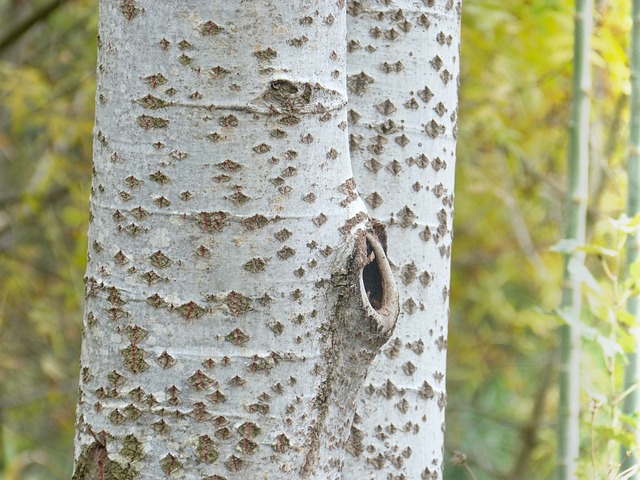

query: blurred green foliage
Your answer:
[0,0,635,479]
[0,0,96,478]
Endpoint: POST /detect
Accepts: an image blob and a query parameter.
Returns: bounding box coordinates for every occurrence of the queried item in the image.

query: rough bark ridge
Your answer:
[343,1,460,478]
[73,2,398,479]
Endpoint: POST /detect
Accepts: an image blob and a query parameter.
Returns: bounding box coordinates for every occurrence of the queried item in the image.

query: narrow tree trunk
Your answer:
[621,0,640,476]
[343,1,460,478]
[558,1,592,478]
[73,2,399,478]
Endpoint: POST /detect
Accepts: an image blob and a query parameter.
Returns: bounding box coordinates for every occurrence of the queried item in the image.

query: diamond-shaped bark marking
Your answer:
[395,134,410,147]
[120,0,141,20]
[417,86,434,103]
[113,250,129,265]
[384,337,402,359]
[254,47,277,61]
[179,55,194,66]
[274,229,292,242]
[121,344,149,373]
[420,226,432,242]
[396,398,410,414]
[189,402,213,422]
[400,262,418,286]
[121,434,144,461]
[188,370,215,390]
[439,392,447,410]
[376,99,396,115]
[123,223,146,236]
[381,379,398,399]
[123,324,148,343]
[196,211,227,232]
[175,301,206,320]
[166,385,180,405]
[253,143,271,154]
[196,245,211,257]
[396,206,417,228]
[156,351,176,369]
[386,160,402,176]
[247,355,275,373]
[403,361,417,376]
[407,153,429,168]
[203,358,216,369]
[238,421,261,439]
[129,386,146,403]
[277,246,296,260]
[226,328,249,345]
[152,419,169,433]
[347,71,374,95]
[209,66,230,79]
[243,257,267,273]
[225,291,253,316]
[136,94,168,109]
[247,403,270,414]
[107,287,127,306]
[230,375,246,386]
[197,435,219,464]
[138,115,169,130]
[124,404,142,420]
[216,427,231,440]
[147,293,169,308]
[432,156,447,171]
[365,192,384,209]
[272,433,291,453]
[228,191,250,205]
[107,369,125,387]
[407,338,425,355]
[213,415,229,427]
[149,170,170,184]
[143,73,167,89]
[313,213,328,227]
[206,390,227,404]
[426,119,445,138]
[441,69,452,84]
[201,20,224,35]
[109,408,125,424]
[217,159,242,172]
[436,335,447,351]
[177,38,191,49]
[434,101,447,117]
[140,271,164,285]
[242,214,268,230]
[236,438,258,455]
[430,55,443,71]
[364,158,383,173]
[385,27,400,40]
[149,250,171,268]
[420,380,435,400]
[219,114,239,127]
[160,453,181,475]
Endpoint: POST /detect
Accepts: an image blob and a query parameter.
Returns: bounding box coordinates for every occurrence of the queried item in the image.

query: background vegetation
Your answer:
[0,0,633,478]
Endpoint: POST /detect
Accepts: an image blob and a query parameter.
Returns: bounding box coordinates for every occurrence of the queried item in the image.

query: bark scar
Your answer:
[356,223,399,335]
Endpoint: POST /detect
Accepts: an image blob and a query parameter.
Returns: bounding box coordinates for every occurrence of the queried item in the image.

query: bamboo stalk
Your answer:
[558,1,592,478]
[621,1,640,476]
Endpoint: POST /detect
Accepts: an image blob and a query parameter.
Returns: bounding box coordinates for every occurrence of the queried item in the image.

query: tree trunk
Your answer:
[72,2,400,479]
[342,2,460,478]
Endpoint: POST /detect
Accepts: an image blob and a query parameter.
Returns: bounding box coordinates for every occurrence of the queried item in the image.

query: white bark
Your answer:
[73,2,399,479]
[343,1,460,478]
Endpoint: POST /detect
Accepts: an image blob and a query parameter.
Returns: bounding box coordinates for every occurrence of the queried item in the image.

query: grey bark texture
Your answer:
[343,1,460,478]
[73,1,458,479]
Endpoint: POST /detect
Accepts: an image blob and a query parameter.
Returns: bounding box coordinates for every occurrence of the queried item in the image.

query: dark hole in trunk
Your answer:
[362,238,384,310]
